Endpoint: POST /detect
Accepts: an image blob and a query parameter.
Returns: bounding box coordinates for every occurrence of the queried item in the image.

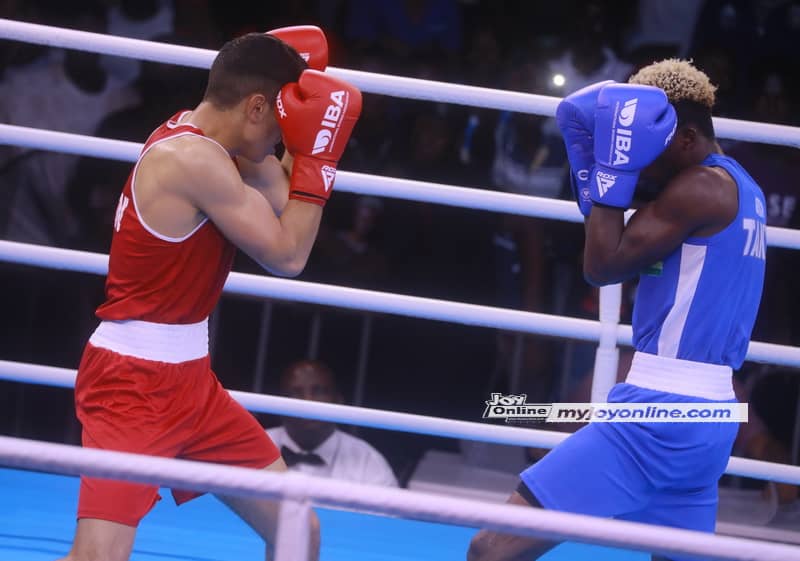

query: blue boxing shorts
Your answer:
[520,356,738,560]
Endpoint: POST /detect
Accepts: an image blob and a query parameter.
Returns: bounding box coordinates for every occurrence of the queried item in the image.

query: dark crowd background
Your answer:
[1,0,800,492]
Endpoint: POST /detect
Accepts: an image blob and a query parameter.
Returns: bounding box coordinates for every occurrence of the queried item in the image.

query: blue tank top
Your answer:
[632,154,766,369]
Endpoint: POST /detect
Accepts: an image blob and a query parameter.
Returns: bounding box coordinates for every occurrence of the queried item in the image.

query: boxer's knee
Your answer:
[467,530,493,561]
[467,527,552,561]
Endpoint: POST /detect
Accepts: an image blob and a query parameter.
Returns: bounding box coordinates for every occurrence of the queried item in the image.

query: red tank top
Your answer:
[96,111,236,324]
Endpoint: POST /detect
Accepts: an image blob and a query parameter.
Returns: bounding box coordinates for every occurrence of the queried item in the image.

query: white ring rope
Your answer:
[0,240,601,340]
[0,123,585,224]
[0,360,566,451]
[5,123,800,249]
[1,437,798,561]
[2,18,800,148]
[2,239,799,366]
[4,358,800,486]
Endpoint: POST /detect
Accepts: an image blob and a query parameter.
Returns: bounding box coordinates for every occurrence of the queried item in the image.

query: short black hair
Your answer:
[673,99,715,140]
[203,33,306,109]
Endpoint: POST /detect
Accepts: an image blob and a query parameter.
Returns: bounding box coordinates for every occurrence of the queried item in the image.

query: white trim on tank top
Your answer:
[170,111,230,156]
[168,110,196,129]
[657,243,707,358]
[130,117,231,243]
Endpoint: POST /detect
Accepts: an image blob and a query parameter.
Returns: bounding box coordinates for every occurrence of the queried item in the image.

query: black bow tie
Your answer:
[281,445,326,467]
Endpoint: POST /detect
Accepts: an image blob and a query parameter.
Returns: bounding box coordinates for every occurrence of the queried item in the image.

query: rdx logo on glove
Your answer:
[595,171,617,197]
[276,92,287,119]
[312,90,347,155]
[612,98,638,166]
[321,165,336,192]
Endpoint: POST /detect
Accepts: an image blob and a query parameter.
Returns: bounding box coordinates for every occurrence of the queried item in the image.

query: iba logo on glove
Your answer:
[612,98,638,166]
[618,98,638,127]
[312,90,348,155]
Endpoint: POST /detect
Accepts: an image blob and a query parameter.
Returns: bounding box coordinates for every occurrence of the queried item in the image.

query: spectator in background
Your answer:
[309,196,388,289]
[171,0,223,48]
[339,92,396,175]
[687,0,758,111]
[454,24,501,187]
[389,107,467,185]
[538,0,632,194]
[490,44,563,200]
[544,0,632,96]
[380,107,496,302]
[100,0,175,86]
[0,2,138,247]
[267,360,398,487]
[730,366,800,525]
[728,67,800,346]
[691,47,740,120]
[759,0,800,61]
[624,0,704,65]
[748,369,800,526]
[491,112,564,199]
[689,0,758,55]
[344,0,462,76]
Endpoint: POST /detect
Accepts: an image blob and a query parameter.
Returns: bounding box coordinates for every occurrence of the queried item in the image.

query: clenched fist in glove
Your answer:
[267,26,328,71]
[555,80,613,217]
[276,70,362,206]
[590,83,677,210]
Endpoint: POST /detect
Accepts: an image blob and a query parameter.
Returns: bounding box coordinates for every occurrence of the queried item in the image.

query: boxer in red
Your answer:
[59,27,361,561]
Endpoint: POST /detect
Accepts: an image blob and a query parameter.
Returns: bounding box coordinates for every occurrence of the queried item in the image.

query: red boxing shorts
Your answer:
[75,342,280,527]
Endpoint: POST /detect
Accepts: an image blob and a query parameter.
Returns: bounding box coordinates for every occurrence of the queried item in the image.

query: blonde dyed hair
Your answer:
[628,59,716,109]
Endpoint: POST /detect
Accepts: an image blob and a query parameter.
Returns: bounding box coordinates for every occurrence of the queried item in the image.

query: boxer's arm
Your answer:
[176,138,322,277]
[237,154,291,215]
[583,166,735,286]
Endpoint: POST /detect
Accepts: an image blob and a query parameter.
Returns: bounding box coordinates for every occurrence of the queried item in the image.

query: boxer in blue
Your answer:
[467,60,766,561]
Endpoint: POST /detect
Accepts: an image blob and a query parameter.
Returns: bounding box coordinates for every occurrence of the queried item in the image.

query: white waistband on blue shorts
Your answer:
[624,351,734,401]
[89,318,208,363]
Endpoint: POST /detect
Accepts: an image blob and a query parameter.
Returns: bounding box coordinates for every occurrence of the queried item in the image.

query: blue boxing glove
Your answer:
[555,80,613,217]
[590,83,677,209]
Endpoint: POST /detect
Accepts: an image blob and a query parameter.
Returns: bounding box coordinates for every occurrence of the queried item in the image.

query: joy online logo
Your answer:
[312,90,347,155]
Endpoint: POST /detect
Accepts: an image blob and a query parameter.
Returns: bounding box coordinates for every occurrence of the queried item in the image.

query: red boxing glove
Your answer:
[267,26,328,71]
[276,70,362,206]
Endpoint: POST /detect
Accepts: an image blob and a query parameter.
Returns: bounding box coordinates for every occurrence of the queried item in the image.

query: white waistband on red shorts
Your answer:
[624,351,734,401]
[89,319,208,363]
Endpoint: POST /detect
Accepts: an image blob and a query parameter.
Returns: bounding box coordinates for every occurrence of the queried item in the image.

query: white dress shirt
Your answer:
[267,426,398,487]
